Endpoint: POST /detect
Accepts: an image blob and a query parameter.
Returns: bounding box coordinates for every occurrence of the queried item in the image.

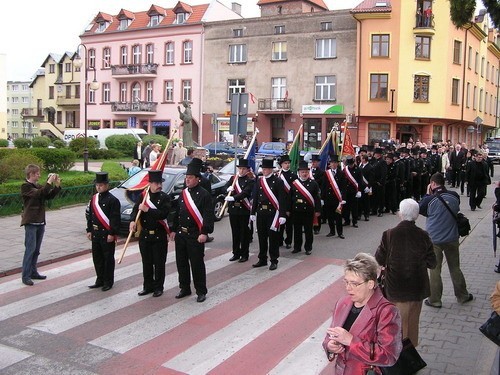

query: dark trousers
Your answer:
[385,180,397,213]
[256,213,280,264]
[139,237,167,292]
[293,211,314,251]
[324,204,343,235]
[175,232,207,295]
[279,213,293,246]
[229,214,251,258]
[373,183,386,213]
[469,183,487,209]
[360,193,371,219]
[412,176,421,201]
[342,193,358,225]
[451,168,460,187]
[420,173,430,198]
[91,239,116,287]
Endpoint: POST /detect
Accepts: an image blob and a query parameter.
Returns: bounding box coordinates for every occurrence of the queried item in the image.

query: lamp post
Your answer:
[73,44,100,172]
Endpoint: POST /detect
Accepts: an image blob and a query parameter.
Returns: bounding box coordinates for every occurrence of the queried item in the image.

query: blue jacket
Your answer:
[419,186,460,244]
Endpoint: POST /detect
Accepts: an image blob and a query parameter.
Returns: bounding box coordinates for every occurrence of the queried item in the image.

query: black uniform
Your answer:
[384,161,398,214]
[86,190,121,289]
[226,174,255,261]
[278,169,296,247]
[342,164,362,226]
[251,174,287,266]
[420,155,431,198]
[359,161,374,221]
[290,178,321,254]
[310,165,325,233]
[131,190,171,294]
[172,184,214,297]
[372,156,387,215]
[393,157,406,205]
[322,167,346,237]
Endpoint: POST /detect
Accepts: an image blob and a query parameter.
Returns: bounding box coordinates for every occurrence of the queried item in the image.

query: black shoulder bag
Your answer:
[435,194,470,237]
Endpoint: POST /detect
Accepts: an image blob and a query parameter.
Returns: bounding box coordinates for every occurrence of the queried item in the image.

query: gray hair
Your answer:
[399,198,419,221]
[344,252,378,282]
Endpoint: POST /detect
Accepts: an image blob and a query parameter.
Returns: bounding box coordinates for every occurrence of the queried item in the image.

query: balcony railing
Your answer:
[258,98,292,111]
[56,96,80,106]
[21,108,44,119]
[111,101,158,113]
[111,63,158,76]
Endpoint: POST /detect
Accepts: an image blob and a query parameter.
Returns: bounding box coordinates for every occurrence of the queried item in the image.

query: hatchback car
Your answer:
[257,142,286,157]
[202,142,246,156]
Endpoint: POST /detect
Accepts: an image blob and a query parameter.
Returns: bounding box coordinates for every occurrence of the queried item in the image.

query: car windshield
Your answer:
[487,142,500,151]
[119,169,178,191]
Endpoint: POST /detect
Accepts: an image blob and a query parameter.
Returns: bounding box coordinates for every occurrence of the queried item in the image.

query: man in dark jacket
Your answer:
[449,143,466,188]
[466,151,490,211]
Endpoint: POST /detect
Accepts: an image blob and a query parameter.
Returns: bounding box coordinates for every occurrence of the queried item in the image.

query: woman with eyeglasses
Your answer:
[323,253,402,374]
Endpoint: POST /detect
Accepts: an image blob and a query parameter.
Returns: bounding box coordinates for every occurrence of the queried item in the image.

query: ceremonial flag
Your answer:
[319,130,336,171]
[289,124,303,172]
[246,133,257,172]
[249,92,257,104]
[126,151,168,191]
[342,125,356,156]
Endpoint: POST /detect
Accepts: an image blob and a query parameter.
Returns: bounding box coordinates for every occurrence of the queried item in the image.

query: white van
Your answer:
[63,128,148,149]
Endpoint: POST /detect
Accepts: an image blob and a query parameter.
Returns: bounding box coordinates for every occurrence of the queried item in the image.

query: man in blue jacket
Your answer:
[419,172,473,308]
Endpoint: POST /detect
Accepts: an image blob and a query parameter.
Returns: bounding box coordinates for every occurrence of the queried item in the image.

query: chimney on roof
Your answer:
[232,2,242,16]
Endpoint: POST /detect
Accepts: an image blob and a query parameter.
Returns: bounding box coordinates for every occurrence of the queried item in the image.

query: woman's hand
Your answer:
[327,327,353,346]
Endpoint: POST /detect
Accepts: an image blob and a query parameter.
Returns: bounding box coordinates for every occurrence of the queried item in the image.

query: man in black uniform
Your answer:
[372,148,387,216]
[225,158,255,263]
[171,163,214,303]
[250,158,287,270]
[411,147,423,201]
[130,170,171,297]
[277,155,296,249]
[322,155,346,238]
[359,154,374,221]
[310,154,324,234]
[290,161,321,254]
[420,147,431,199]
[384,153,398,214]
[342,155,362,227]
[86,172,121,291]
[429,145,441,175]
[393,151,406,206]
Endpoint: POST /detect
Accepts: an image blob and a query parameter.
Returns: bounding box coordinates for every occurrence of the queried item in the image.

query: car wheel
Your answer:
[214,197,226,221]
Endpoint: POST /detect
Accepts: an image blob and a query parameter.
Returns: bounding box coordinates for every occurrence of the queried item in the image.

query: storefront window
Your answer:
[304,118,321,150]
[368,123,390,144]
[432,125,443,143]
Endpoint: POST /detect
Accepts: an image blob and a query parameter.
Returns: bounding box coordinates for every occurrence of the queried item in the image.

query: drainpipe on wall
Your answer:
[354,16,362,144]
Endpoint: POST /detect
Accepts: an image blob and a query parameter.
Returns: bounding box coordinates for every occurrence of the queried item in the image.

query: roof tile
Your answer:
[351,0,391,13]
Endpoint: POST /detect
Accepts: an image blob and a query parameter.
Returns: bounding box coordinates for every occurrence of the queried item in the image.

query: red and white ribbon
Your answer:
[143,192,171,234]
[326,170,343,203]
[278,171,291,193]
[344,167,358,190]
[235,178,252,211]
[182,189,203,232]
[292,180,315,207]
[91,194,111,231]
[260,177,280,231]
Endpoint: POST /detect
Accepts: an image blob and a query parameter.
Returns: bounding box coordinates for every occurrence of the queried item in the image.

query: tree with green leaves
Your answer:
[450,0,500,28]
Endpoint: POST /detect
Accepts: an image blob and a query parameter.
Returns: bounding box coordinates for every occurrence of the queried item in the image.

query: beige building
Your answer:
[352,0,500,147]
[202,0,357,148]
[6,80,34,139]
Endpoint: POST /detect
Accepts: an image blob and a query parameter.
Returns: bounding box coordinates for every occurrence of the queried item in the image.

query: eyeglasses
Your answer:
[343,279,368,288]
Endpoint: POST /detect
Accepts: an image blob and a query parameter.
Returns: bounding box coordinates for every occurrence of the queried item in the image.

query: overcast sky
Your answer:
[1,0,485,81]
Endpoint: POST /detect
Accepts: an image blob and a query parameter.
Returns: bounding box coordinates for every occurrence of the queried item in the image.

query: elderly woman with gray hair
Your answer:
[375,198,437,346]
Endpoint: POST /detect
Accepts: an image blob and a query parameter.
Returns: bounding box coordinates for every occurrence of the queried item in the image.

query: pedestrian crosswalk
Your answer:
[0,243,347,374]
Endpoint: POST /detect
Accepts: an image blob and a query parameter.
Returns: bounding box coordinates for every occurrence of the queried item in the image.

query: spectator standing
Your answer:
[466,151,491,211]
[171,141,188,165]
[133,141,144,162]
[449,143,465,188]
[149,144,161,166]
[375,199,436,346]
[419,172,473,308]
[179,148,194,166]
[142,140,155,168]
[20,165,61,286]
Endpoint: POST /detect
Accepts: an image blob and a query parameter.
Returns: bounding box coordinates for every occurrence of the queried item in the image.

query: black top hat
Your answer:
[298,161,310,170]
[411,147,419,155]
[186,164,202,177]
[148,170,164,183]
[394,151,401,158]
[374,148,383,154]
[360,146,368,153]
[400,147,409,154]
[94,172,109,184]
[279,155,290,164]
[367,145,375,152]
[329,154,340,163]
[236,158,250,168]
[385,153,394,159]
[189,158,203,167]
[419,147,427,154]
[311,154,321,162]
[431,145,438,150]
[261,158,274,169]
[345,155,355,164]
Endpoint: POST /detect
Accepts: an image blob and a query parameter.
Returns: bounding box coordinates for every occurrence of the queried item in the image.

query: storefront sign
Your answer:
[152,121,170,127]
[217,118,254,133]
[302,104,344,115]
[114,120,127,128]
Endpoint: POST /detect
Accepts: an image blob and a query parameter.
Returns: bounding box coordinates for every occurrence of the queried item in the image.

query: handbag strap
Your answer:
[435,193,457,220]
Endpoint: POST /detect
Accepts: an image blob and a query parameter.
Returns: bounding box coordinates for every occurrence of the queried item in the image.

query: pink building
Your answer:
[78,1,242,144]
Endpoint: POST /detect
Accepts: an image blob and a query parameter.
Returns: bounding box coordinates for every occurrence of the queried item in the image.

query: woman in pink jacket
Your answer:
[323,253,402,374]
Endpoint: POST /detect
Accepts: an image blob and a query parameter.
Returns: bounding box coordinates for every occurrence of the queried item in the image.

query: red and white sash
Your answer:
[326,170,343,202]
[91,194,111,231]
[235,177,252,211]
[143,191,171,234]
[344,167,358,190]
[182,189,203,232]
[260,177,280,231]
[292,180,315,207]
[278,170,291,193]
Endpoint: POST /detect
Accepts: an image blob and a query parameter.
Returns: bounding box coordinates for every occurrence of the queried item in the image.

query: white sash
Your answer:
[144,193,171,234]
[260,177,280,231]
[292,180,315,207]
[344,167,358,190]
[182,189,204,232]
[278,171,291,193]
[326,170,343,202]
[91,194,111,230]
[235,178,252,211]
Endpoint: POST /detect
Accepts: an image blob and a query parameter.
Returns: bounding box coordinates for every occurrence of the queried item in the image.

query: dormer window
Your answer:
[176,12,187,24]
[119,19,130,30]
[97,21,109,32]
[149,14,163,27]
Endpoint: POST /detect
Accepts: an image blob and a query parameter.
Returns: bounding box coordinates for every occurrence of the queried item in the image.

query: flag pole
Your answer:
[118,130,177,264]
[318,127,335,155]
[290,124,303,151]
[217,128,260,219]
[339,120,347,158]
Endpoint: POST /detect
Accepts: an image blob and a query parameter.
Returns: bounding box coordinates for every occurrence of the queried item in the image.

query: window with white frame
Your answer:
[164,80,174,102]
[65,62,72,72]
[176,13,187,24]
[12,121,18,128]
[146,44,154,64]
[321,21,332,31]
[103,48,111,68]
[22,97,28,103]
[88,49,96,68]
[121,46,128,65]
[275,25,285,34]
[119,19,129,30]
[272,41,287,61]
[103,83,110,103]
[49,64,55,73]
[146,81,153,102]
[120,82,127,102]
[88,86,96,103]
[233,28,243,37]
[11,84,18,91]
[229,44,247,63]
[468,46,472,68]
[271,77,286,99]
[132,45,141,65]
[22,84,28,91]
[314,75,336,101]
[149,14,162,27]
[228,79,246,101]
[165,42,174,64]
[12,97,19,103]
[183,41,193,63]
[97,21,108,32]
[12,109,19,115]
[132,83,141,102]
[316,38,336,58]
[182,80,192,102]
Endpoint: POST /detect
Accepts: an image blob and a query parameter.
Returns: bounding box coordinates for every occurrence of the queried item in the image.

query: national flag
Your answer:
[284,90,289,101]
[289,125,303,172]
[246,135,257,172]
[342,126,356,156]
[249,92,256,104]
[319,132,335,171]
[127,150,168,191]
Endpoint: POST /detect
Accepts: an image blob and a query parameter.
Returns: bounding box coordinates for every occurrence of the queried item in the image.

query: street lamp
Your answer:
[74,44,100,172]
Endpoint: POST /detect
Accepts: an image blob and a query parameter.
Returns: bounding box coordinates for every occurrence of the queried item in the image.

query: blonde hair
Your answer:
[344,253,378,282]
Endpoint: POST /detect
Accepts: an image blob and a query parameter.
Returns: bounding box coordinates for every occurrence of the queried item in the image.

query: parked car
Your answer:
[217,158,279,181]
[86,166,228,235]
[257,142,286,157]
[486,139,500,164]
[202,142,246,156]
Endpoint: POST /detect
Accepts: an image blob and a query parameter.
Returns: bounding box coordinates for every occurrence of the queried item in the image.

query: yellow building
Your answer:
[352,0,499,147]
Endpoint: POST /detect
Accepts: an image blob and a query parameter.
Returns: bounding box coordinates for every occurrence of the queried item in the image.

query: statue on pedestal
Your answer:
[178,101,193,148]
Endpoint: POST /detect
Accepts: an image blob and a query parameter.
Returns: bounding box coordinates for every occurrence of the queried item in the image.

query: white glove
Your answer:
[250,215,256,222]
[364,187,370,194]
[225,196,235,202]
[279,217,287,225]
[356,191,362,198]
[321,200,325,206]
[341,200,346,205]
[226,186,234,192]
